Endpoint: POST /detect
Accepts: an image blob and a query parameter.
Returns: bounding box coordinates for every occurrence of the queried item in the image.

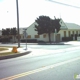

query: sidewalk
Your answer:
[0,41,80,60]
[64,41,80,45]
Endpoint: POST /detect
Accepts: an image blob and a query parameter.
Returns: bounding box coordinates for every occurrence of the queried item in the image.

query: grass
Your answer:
[0,46,23,48]
[0,47,8,51]
[0,47,20,56]
[0,52,19,56]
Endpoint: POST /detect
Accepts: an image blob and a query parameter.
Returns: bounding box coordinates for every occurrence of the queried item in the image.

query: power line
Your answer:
[46,0,80,9]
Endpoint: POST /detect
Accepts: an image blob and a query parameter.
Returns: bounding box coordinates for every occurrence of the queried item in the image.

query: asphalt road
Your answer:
[0,45,80,80]
[27,45,75,50]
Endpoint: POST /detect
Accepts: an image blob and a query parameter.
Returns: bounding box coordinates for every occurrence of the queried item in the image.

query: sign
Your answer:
[23,30,28,38]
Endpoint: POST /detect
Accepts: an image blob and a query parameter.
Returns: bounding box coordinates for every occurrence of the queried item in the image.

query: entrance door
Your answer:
[56,34,60,42]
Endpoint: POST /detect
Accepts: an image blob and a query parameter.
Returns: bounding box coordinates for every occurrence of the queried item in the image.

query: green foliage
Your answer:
[2,29,7,36]
[52,19,61,33]
[35,16,54,35]
[10,27,17,35]
[35,15,61,43]
[2,28,17,36]
[1,27,17,42]
[6,28,11,35]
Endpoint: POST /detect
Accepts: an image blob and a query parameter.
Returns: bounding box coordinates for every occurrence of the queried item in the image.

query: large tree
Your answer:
[35,15,61,43]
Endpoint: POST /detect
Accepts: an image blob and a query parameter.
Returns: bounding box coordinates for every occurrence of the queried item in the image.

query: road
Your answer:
[0,44,80,80]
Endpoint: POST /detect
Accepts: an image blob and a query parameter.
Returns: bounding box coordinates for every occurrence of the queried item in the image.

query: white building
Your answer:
[0,18,80,42]
[20,19,80,42]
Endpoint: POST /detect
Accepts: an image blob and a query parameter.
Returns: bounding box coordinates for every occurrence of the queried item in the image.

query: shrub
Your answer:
[1,38,10,43]
[21,39,37,43]
[62,37,73,41]
[37,40,46,43]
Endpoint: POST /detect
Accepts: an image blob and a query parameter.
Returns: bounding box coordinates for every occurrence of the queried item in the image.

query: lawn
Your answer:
[0,47,19,56]
[0,47,8,51]
[0,52,19,56]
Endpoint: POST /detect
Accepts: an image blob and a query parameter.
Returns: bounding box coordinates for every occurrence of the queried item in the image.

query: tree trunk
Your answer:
[48,32,51,44]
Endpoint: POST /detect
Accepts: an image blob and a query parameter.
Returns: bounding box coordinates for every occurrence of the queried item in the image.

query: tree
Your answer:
[2,28,11,37]
[35,15,61,43]
[10,27,17,42]
[2,29,7,37]
[6,28,11,36]
[2,28,11,43]
[1,28,17,43]
[52,19,61,33]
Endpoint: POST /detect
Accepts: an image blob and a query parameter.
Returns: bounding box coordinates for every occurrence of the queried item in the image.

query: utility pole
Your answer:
[16,0,20,47]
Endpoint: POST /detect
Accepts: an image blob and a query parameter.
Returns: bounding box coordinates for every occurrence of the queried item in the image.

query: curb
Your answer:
[0,51,31,60]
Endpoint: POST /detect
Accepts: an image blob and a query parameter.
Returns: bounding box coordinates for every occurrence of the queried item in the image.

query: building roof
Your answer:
[65,23,80,30]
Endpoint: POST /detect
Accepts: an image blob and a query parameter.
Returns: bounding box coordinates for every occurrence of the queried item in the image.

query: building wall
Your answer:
[0,30,2,36]
[26,22,57,42]
[25,20,68,42]
[1,21,79,42]
[58,29,80,41]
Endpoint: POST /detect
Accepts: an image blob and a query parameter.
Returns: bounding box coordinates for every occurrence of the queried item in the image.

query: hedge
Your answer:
[62,37,73,41]
[21,39,37,43]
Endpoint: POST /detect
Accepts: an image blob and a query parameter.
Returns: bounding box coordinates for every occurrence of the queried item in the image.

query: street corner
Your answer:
[0,47,32,60]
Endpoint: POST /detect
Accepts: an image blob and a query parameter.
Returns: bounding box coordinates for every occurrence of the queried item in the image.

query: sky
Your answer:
[0,0,80,30]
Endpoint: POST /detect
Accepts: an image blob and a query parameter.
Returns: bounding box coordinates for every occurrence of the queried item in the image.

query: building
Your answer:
[22,19,80,42]
[0,18,80,42]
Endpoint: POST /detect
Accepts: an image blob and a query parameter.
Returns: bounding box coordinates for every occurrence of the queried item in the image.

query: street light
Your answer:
[16,0,20,47]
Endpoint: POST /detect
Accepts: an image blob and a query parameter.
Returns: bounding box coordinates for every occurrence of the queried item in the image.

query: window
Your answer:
[43,34,46,38]
[64,31,66,37]
[27,35,31,38]
[68,31,70,37]
[35,35,39,38]
[72,31,74,35]
[76,31,78,34]
[79,31,80,34]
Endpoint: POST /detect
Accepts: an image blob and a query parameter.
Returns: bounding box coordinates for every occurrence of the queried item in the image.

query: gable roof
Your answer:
[65,23,80,30]
[59,19,68,30]
[25,19,80,30]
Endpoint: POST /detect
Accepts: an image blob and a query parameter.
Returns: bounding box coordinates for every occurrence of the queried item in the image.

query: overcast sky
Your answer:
[0,0,80,30]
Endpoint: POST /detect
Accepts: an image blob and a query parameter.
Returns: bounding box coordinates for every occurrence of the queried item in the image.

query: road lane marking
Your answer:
[1,57,80,80]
